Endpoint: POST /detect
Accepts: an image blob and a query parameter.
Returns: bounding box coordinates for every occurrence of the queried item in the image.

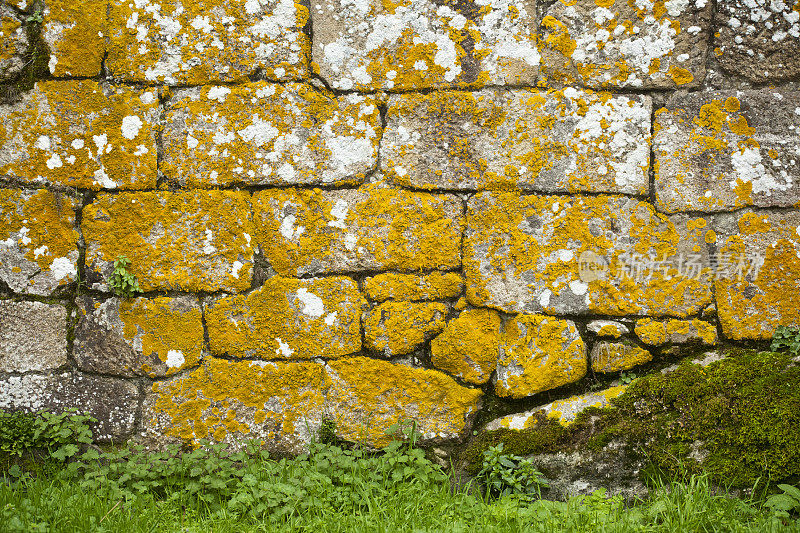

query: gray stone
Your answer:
[655,90,800,213]
[586,320,629,337]
[383,89,651,193]
[0,300,67,372]
[0,5,27,81]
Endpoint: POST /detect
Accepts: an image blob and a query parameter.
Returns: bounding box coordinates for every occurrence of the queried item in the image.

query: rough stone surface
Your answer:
[0,81,159,189]
[107,0,309,84]
[634,318,717,346]
[312,0,539,91]
[74,295,205,378]
[590,341,652,374]
[42,0,106,77]
[0,5,27,81]
[586,320,628,338]
[254,185,463,276]
[162,84,380,188]
[0,300,67,372]
[540,0,711,89]
[363,272,463,302]
[495,314,586,399]
[0,372,139,441]
[83,191,254,293]
[383,89,651,193]
[0,188,79,296]
[655,90,800,213]
[364,301,447,357]
[715,0,800,82]
[464,192,713,316]
[204,276,364,360]
[430,308,501,385]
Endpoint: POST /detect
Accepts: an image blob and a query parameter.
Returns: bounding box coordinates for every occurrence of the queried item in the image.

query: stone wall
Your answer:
[1,0,799,454]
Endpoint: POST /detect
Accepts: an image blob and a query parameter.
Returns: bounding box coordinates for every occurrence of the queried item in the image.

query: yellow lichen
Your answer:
[43,0,106,77]
[430,308,501,385]
[591,342,652,373]
[363,272,463,302]
[364,301,447,356]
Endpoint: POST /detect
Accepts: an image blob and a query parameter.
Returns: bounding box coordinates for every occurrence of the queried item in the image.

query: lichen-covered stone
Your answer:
[590,341,652,374]
[363,272,463,302]
[254,184,463,276]
[540,0,711,89]
[430,308,501,385]
[634,318,717,346]
[0,5,27,81]
[0,81,158,189]
[74,295,204,378]
[83,191,253,293]
[0,372,139,441]
[325,357,482,447]
[141,358,328,453]
[713,210,800,340]
[312,0,539,91]
[715,0,800,82]
[363,301,447,357]
[464,192,713,316]
[655,91,800,213]
[0,188,79,296]
[205,276,364,360]
[383,89,651,194]
[0,300,67,372]
[42,0,106,77]
[161,83,380,188]
[107,0,309,84]
[586,320,628,338]
[495,314,586,398]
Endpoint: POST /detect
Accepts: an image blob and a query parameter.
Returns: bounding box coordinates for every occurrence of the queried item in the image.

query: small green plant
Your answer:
[386,419,423,450]
[476,442,549,501]
[619,370,637,384]
[25,9,44,24]
[771,325,800,355]
[766,484,800,520]
[109,256,142,298]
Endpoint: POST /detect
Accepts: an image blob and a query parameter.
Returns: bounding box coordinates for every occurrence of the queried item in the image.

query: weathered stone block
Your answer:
[363,301,447,357]
[540,0,711,89]
[495,314,586,398]
[0,372,139,441]
[162,84,380,188]
[0,300,67,372]
[0,81,158,189]
[590,341,652,374]
[715,0,800,82]
[0,188,79,295]
[655,91,800,212]
[42,0,106,77]
[464,192,713,316]
[107,0,309,84]
[74,295,204,378]
[586,320,628,338]
[634,318,717,346]
[430,308,501,385]
[83,191,254,293]
[205,276,364,360]
[363,272,463,302]
[0,5,27,81]
[383,89,651,193]
[312,0,539,91]
[254,185,463,276]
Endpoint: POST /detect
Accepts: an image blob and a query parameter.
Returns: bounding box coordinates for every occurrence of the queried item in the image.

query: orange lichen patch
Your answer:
[205,276,364,360]
[363,272,464,302]
[430,308,501,385]
[107,0,309,84]
[668,66,694,85]
[253,184,463,276]
[590,341,651,373]
[0,81,158,189]
[0,188,79,295]
[42,0,106,77]
[161,83,380,187]
[326,357,482,447]
[144,358,328,452]
[495,314,586,399]
[83,191,253,293]
[364,301,447,357]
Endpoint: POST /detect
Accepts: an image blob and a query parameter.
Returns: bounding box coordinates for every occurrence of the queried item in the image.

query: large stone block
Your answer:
[383,89,651,193]
[83,191,254,293]
[430,308,501,385]
[0,372,139,441]
[254,185,463,276]
[204,276,364,360]
[162,83,380,187]
[42,0,106,77]
[0,188,79,295]
[363,301,447,357]
[0,5,27,81]
[311,0,539,91]
[74,295,204,378]
[655,91,800,213]
[715,0,800,82]
[540,0,711,89]
[0,300,67,372]
[0,81,158,190]
[107,0,309,84]
[590,341,652,374]
[464,192,713,316]
[363,271,463,302]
